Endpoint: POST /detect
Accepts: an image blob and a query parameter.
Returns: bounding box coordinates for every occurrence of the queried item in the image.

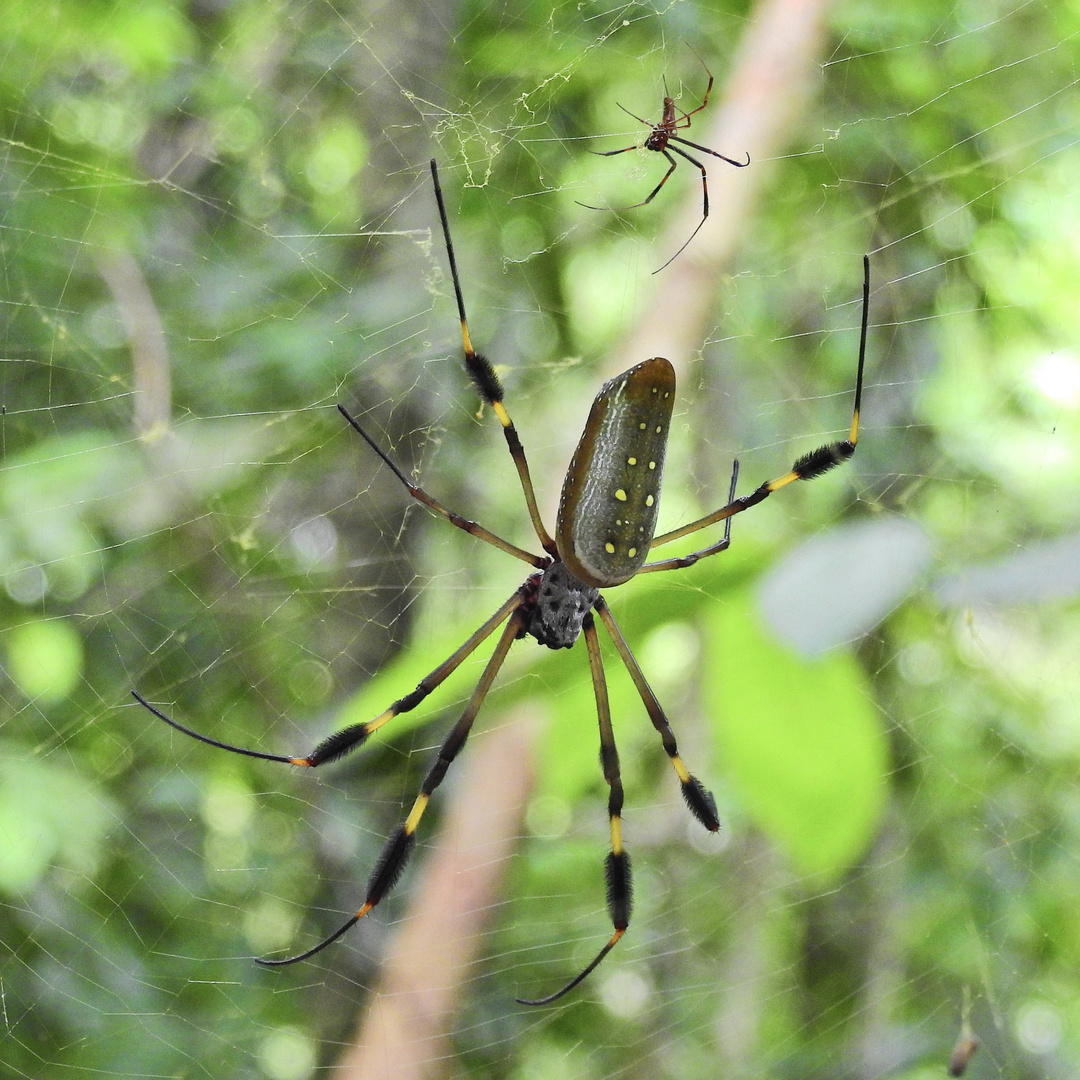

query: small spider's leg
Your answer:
[669,134,750,169]
[633,148,678,210]
[650,256,870,548]
[681,43,715,113]
[651,145,711,274]
[337,405,544,568]
[576,145,648,212]
[515,613,630,1006]
[132,588,529,771]
[671,103,694,127]
[428,160,556,556]
[672,71,714,126]
[258,608,527,968]
[586,144,642,159]
[579,149,679,216]
[639,460,739,573]
[616,101,655,128]
[594,597,720,832]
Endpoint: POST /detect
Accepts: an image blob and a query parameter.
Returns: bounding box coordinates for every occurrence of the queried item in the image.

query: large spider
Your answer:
[580,63,750,272]
[134,160,869,1006]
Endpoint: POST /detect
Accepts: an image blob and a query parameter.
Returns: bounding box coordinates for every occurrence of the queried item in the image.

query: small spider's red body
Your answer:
[643,97,678,151]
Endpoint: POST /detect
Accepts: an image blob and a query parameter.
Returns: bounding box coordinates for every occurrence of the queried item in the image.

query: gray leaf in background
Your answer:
[933,530,1080,607]
[758,517,934,656]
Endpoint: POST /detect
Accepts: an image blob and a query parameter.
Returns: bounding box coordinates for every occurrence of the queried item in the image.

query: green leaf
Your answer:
[702,587,887,879]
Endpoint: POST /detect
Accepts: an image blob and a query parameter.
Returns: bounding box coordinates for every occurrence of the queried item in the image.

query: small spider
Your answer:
[580,63,750,272]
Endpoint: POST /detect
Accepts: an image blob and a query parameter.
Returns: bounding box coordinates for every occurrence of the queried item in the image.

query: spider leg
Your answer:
[429,160,556,556]
[131,691,297,764]
[132,587,530,769]
[669,133,750,169]
[258,607,528,967]
[587,144,643,158]
[650,256,870,548]
[671,71,714,126]
[575,145,647,211]
[680,42,715,119]
[639,460,739,573]
[515,612,632,1006]
[594,597,720,832]
[616,101,655,128]
[578,149,679,215]
[651,145,711,274]
[337,404,544,569]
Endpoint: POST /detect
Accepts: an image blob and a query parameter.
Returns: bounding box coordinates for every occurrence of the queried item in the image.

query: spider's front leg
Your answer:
[649,255,871,546]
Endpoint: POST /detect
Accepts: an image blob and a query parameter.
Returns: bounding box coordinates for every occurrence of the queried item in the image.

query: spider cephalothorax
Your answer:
[527,562,599,650]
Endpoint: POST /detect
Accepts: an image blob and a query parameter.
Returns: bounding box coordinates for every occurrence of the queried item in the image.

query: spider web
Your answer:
[2,0,1079,1077]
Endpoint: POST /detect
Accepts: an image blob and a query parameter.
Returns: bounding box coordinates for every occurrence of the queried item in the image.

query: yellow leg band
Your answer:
[492,401,511,429]
[610,815,623,855]
[672,755,691,784]
[404,793,430,834]
[767,469,800,492]
[366,709,394,735]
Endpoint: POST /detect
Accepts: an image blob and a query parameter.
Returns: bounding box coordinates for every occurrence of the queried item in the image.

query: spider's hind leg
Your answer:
[594,598,720,833]
[515,612,631,1006]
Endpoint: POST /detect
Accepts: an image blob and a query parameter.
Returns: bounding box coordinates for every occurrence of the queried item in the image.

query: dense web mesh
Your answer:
[2,0,1079,1077]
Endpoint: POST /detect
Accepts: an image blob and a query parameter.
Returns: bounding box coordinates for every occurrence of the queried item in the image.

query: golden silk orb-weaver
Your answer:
[134,159,870,1006]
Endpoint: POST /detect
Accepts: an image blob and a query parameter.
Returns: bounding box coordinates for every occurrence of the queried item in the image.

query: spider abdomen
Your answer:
[556,357,675,589]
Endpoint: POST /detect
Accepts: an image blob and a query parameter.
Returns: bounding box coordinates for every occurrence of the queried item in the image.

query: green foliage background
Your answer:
[2,0,1079,1077]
